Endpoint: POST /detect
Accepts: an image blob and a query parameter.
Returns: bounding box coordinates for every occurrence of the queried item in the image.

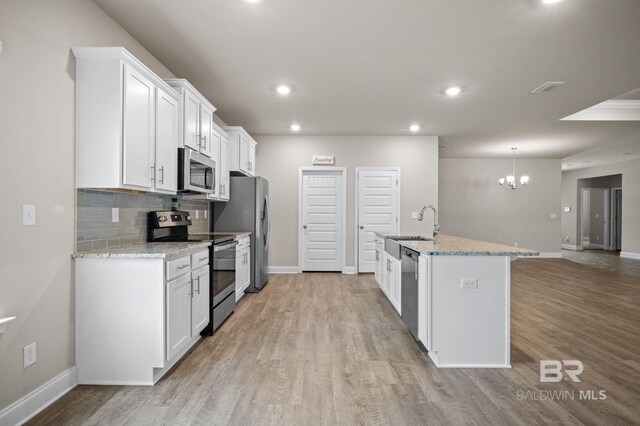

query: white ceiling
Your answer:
[94,0,640,159]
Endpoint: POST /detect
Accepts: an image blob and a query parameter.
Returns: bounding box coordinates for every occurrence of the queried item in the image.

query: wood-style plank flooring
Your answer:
[30,257,640,425]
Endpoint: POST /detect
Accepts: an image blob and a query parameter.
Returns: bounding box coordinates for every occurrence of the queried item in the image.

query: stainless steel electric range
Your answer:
[148,210,238,335]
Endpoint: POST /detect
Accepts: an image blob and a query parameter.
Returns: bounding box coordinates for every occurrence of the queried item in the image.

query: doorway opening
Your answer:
[577,174,622,254]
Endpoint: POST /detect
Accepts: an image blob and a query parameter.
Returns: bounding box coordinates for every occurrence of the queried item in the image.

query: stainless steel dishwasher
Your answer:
[401,247,419,341]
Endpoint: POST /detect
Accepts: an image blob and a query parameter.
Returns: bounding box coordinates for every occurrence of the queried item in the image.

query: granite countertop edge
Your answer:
[374,232,540,257]
[73,241,212,259]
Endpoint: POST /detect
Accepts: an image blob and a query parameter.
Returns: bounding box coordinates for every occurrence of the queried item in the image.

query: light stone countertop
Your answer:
[375,233,540,256]
[73,242,212,259]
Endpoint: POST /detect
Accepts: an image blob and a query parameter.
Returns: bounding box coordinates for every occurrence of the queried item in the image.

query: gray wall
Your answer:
[0,0,178,411]
[439,159,562,253]
[77,190,209,251]
[563,160,640,254]
[254,135,439,268]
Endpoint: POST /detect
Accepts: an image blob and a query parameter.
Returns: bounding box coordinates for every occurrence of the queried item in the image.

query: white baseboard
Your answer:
[587,243,605,249]
[561,244,583,251]
[620,251,640,260]
[519,252,562,259]
[267,266,299,274]
[0,366,77,426]
[342,266,356,275]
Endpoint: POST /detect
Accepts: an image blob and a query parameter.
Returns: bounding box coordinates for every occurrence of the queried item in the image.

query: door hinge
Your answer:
[396,179,398,186]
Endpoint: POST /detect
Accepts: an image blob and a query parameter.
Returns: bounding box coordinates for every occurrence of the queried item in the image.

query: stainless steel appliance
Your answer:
[178,148,215,193]
[212,176,269,292]
[148,210,237,335]
[401,247,419,341]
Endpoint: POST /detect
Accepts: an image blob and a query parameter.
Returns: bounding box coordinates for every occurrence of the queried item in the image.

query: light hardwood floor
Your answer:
[29,258,640,425]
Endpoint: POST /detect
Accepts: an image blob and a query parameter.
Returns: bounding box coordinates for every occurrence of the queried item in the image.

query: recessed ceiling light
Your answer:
[620,152,632,156]
[276,85,291,95]
[440,144,451,148]
[445,86,461,96]
[409,124,420,132]
[542,0,563,4]
[566,163,574,166]
[290,124,301,132]
[245,0,261,3]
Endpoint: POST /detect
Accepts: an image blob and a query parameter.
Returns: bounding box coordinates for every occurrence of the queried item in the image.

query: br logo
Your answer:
[540,360,584,383]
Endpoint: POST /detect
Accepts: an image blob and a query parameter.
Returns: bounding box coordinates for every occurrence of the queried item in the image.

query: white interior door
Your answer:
[357,169,399,273]
[300,170,345,272]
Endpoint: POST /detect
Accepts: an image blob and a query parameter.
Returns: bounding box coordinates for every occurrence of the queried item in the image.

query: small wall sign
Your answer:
[312,155,335,165]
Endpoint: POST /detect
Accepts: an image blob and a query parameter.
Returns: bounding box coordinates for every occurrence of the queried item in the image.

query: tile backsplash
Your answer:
[77,190,209,252]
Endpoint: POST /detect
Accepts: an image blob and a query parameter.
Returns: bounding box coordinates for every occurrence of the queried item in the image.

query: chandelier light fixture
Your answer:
[499,147,529,190]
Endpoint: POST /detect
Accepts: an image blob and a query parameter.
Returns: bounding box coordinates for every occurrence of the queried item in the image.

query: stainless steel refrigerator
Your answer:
[212,176,269,292]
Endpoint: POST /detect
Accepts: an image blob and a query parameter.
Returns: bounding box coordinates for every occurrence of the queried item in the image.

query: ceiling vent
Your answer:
[531,81,565,94]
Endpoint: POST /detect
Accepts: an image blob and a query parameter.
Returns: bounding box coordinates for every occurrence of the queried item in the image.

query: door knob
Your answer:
[303,225,307,229]
[359,226,364,230]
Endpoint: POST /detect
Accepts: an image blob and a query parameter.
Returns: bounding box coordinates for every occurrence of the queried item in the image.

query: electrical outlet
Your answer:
[410,212,418,219]
[565,236,570,243]
[462,278,478,289]
[550,213,558,219]
[24,343,36,368]
[514,242,518,248]
[204,210,208,219]
[195,210,200,219]
[112,208,119,223]
[596,235,600,241]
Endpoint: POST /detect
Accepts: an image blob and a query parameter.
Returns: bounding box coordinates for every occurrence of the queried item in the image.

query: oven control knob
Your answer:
[158,216,167,222]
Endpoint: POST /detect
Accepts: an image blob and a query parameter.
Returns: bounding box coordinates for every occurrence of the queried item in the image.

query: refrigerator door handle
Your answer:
[263,194,270,250]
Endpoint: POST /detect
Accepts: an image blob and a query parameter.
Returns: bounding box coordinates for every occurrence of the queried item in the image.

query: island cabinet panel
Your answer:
[428,255,510,368]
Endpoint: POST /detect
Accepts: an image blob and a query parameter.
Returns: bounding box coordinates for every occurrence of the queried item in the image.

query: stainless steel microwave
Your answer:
[178,148,215,193]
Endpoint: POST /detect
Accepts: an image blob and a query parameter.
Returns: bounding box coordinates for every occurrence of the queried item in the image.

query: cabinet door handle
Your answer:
[190,279,194,298]
[159,166,164,185]
[150,165,155,182]
[197,276,201,294]
[202,135,207,150]
[177,264,190,270]
[415,260,419,280]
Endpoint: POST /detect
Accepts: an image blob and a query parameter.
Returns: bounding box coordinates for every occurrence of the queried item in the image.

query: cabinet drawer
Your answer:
[166,255,191,281]
[236,236,250,250]
[191,249,210,270]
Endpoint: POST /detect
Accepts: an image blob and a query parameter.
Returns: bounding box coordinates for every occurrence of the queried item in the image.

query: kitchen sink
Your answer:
[389,236,432,241]
[385,236,433,260]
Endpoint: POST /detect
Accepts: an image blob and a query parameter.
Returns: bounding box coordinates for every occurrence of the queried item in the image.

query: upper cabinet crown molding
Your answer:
[72,47,180,100]
[163,79,217,113]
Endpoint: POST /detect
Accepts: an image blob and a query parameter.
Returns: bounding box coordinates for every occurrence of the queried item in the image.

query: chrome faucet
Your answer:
[418,204,439,240]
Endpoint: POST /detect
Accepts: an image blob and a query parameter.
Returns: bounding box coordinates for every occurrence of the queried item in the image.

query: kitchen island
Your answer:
[374,233,538,368]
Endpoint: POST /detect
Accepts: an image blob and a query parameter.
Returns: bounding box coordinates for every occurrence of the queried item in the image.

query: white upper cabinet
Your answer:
[73,47,180,194]
[155,87,179,193]
[218,130,231,201]
[223,126,257,177]
[183,90,200,151]
[163,79,217,161]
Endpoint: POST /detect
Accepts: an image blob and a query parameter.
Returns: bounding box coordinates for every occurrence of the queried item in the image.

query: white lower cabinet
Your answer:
[76,247,210,385]
[235,236,251,301]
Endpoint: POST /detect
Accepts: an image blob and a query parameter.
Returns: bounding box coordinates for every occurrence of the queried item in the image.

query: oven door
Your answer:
[212,241,238,306]
[178,148,216,193]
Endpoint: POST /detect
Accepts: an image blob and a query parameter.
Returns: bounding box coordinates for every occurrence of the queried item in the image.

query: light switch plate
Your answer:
[22,205,36,226]
[410,212,418,219]
[195,210,200,219]
[462,278,478,289]
[550,213,558,219]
